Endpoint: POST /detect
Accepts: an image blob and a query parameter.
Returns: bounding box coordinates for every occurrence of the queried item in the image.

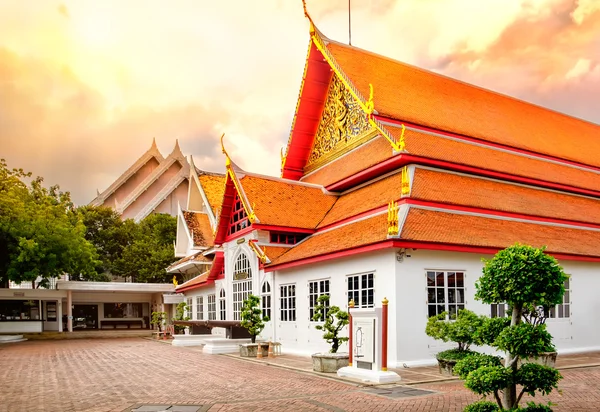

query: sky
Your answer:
[1,0,599,205]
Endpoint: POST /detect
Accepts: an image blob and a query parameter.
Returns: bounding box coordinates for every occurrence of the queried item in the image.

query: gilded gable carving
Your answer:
[306,76,373,168]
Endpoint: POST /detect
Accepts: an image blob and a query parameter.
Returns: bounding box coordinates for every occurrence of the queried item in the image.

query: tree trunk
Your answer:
[251,335,256,344]
[502,304,522,409]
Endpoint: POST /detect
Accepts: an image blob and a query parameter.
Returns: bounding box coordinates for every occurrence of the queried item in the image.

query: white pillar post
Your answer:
[58,300,63,332]
[67,290,73,332]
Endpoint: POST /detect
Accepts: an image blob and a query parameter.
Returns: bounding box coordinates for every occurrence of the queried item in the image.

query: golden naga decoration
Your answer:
[387,201,399,236]
[249,240,268,264]
[401,166,411,196]
[280,147,287,172]
[172,275,178,287]
[307,76,371,165]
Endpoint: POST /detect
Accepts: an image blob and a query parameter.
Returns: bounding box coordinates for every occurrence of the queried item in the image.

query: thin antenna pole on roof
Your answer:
[348,0,352,45]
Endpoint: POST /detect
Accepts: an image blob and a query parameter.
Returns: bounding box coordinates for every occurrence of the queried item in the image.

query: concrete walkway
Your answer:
[224,350,600,385]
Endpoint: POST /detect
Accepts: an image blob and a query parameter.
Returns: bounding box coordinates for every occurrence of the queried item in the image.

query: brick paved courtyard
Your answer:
[1,338,599,412]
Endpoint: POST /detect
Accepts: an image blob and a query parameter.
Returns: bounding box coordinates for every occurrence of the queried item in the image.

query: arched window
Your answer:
[219,288,226,320]
[261,281,271,319]
[233,253,252,320]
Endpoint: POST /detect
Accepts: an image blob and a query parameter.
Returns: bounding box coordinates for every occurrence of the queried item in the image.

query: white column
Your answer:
[57,300,63,332]
[67,290,73,332]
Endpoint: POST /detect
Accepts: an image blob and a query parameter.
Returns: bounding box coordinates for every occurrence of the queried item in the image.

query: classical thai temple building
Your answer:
[90,139,193,222]
[170,16,600,366]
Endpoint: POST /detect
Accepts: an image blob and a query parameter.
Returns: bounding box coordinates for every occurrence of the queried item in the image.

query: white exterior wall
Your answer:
[394,249,600,367]
[272,249,396,359]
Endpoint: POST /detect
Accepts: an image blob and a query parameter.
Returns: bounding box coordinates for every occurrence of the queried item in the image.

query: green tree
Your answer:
[312,294,349,353]
[113,213,177,283]
[0,159,99,286]
[77,205,135,279]
[458,244,566,410]
[173,301,190,334]
[240,294,269,343]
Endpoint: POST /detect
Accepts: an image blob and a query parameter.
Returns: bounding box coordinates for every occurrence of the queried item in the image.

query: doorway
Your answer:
[72,304,98,330]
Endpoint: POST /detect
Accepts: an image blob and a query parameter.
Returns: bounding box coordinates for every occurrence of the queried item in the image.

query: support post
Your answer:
[67,290,73,332]
[382,297,388,371]
[348,299,355,366]
[57,300,63,332]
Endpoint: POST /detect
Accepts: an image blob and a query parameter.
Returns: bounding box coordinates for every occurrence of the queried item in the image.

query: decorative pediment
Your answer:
[305,75,376,172]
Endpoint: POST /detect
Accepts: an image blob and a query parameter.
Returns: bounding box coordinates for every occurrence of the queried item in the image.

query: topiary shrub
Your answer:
[454,353,502,380]
[463,401,500,412]
[426,309,483,353]
[460,244,566,410]
[513,401,554,411]
[240,294,269,343]
[312,294,349,353]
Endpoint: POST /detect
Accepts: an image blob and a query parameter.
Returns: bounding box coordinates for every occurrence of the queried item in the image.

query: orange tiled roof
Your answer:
[268,213,388,266]
[411,168,600,226]
[401,208,600,257]
[240,174,336,229]
[262,246,290,262]
[394,126,600,194]
[318,171,403,228]
[302,135,392,186]
[176,271,210,291]
[182,211,214,247]
[326,41,600,169]
[197,172,226,215]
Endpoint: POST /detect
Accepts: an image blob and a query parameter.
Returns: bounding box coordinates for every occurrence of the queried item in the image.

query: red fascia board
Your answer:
[326,153,600,199]
[264,241,394,272]
[282,43,332,179]
[214,179,236,244]
[252,224,316,234]
[223,225,255,243]
[377,116,600,174]
[177,279,215,293]
[207,253,224,281]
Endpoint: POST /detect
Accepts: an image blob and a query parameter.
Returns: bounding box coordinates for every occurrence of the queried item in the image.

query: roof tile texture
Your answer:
[326,41,600,169]
[198,173,226,215]
[241,175,336,229]
[401,208,600,257]
[183,211,214,247]
[269,214,388,266]
[411,168,600,226]
[318,171,403,228]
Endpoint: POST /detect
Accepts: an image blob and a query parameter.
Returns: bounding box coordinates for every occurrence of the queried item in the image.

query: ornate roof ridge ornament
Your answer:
[401,165,411,196]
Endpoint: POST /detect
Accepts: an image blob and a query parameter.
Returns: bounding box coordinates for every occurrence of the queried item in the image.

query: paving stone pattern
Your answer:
[1,338,599,411]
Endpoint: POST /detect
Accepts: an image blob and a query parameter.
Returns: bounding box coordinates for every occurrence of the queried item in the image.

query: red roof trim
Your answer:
[177,279,215,293]
[207,252,224,281]
[378,116,600,174]
[282,41,333,179]
[264,241,394,272]
[214,175,236,244]
[325,153,600,199]
[223,226,255,243]
[252,224,315,234]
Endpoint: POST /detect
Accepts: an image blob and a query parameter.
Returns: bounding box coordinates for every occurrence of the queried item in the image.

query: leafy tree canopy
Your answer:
[0,159,99,286]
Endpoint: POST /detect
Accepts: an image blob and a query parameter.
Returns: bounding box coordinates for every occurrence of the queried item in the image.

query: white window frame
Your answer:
[232,253,253,321]
[426,270,466,318]
[196,296,204,320]
[261,281,272,320]
[186,298,193,320]
[547,278,571,319]
[207,294,216,320]
[347,272,374,308]
[308,279,330,321]
[279,284,296,322]
[219,288,226,320]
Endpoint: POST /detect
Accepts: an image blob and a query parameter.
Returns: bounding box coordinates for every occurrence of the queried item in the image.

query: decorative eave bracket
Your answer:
[249,239,269,265]
[387,203,410,239]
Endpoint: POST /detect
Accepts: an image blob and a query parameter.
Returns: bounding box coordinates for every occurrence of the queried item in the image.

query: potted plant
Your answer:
[151,311,166,338]
[239,294,269,357]
[311,295,350,373]
[425,309,483,376]
[172,302,190,335]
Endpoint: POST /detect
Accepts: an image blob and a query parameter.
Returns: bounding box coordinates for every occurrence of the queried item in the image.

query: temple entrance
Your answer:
[72,304,98,330]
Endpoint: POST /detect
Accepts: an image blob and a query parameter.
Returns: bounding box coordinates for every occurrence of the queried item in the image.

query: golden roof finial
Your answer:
[401,165,411,196]
[172,275,178,287]
[302,0,316,34]
[220,133,231,168]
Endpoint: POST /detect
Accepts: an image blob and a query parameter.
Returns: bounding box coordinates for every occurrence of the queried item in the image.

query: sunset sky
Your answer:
[1,0,599,205]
